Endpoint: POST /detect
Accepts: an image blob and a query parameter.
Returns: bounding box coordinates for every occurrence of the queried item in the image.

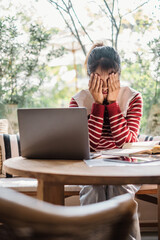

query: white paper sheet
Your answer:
[84,157,160,167]
[101,148,150,157]
[123,141,160,149]
[101,141,160,157]
[84,158,128,167]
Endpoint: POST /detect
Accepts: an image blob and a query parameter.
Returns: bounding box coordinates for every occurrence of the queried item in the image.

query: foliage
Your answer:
[21,64,77,109]
[48,0,152,52]
[122,51,156,133]
[148,33,160,104]
[0,102,5,118]
[26,82,74,108]
[48,0,93,56]
[0,16,65,106]
[120,7,159,134]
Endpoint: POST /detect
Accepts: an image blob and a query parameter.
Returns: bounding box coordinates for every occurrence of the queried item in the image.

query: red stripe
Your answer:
[69,93,143,151]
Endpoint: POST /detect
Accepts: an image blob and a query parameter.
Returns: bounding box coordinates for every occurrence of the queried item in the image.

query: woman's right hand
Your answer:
[89,73,104,104]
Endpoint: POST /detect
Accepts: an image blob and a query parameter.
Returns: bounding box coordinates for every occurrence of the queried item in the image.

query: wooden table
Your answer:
[4,157,160,238]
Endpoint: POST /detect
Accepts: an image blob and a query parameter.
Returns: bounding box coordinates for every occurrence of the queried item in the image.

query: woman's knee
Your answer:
[80,185,106,205]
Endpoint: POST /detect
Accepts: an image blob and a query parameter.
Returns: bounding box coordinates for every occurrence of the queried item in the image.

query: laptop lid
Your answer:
[17,108,90,160]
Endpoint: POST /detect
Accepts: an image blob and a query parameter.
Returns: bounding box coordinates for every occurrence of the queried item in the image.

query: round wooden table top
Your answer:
[3,157,160,185]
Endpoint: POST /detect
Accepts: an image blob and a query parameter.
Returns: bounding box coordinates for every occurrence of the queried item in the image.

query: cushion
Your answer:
[0,177,37,192]
[138,134,160,142]
[0,134,20,175]
[0,119,8,134]
[64,185,82,192]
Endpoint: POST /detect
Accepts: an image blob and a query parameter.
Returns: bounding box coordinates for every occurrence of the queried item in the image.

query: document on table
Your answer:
[101,148,149,157]
[84,158,130,167]
[101,141,160,156]
[84,155,160,167]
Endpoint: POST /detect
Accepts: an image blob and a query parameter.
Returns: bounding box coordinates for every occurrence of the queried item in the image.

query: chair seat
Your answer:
[0,178,157,196]
[0,177,38,192]
[64,185,81,192]
[64,185,81,197]
[136,184,158,205]
[0,177,157,205]
[0,178,82,199]
[0,178,81,192]
[136,184,158,195]
[1,178,157,196]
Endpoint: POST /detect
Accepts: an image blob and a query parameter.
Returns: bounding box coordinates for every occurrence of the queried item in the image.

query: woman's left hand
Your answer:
[107,73,120,104]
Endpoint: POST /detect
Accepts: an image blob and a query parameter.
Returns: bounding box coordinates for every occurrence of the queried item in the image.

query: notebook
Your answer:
[17,108,90,160]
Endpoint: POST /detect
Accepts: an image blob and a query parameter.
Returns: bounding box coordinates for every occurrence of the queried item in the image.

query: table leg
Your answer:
[158,185,160,240]
[37,179,64,205]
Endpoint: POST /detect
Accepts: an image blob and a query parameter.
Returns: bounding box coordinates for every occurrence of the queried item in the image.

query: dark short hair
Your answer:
[87,45,121,75]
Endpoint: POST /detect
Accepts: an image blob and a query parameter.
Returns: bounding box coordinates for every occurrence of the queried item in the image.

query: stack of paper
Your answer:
[101,141,160,157]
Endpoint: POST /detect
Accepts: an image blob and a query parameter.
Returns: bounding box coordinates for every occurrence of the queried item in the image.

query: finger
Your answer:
[95,75,101,91]
[108,78,113,92]
[115,73,120,88]
[117,79,120,88]
[88,73,93,89]
[115,72,119,80]
[109,77,114,92]
[110,73,117,90]
[111,73,120,90]
[115,79,120,89]
[107,79,109,93]
[98,79,103,93]
[89,73,96,90]
[91,73,98,90]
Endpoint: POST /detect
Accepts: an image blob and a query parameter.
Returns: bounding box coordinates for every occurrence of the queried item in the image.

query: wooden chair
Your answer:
[0,178,79,199]
[0,177,38,197]
[136,184,158,229]
[135,134,160,228]
[136,184,158,205]
[0,188,136,240]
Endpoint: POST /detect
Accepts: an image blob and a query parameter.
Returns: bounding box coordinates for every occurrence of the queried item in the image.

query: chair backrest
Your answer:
[138,134,160,142]
[0,133,20,176]
[0,119,8,134]
[0,188,136,240]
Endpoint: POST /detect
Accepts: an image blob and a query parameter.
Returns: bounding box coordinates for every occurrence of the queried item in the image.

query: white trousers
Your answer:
[80,185,141,240]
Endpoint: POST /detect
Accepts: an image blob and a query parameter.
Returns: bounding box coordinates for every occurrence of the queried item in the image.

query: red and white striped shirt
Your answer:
[69,93,143,151]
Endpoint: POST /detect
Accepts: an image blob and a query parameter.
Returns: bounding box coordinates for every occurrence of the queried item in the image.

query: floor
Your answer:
[0,223,159,239]
[141,232,158,240]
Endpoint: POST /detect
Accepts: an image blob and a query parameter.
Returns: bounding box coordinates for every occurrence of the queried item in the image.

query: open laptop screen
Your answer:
[18,108,90,160]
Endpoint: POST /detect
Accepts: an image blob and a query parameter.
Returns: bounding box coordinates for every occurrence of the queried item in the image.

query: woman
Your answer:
[69,43,143,240]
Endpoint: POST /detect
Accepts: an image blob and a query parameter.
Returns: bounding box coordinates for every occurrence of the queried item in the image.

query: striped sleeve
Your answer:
[69,98,78,107]
[88,103,105,151]
[106,93,143,148]
[69,98,105,151]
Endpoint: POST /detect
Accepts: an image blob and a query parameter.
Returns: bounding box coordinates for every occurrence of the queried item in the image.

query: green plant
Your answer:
[0,16,65,106]
[148,33,160,104]
[121,51,156,133]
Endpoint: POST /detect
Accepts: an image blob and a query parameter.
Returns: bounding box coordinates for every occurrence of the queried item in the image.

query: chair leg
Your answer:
[136,194,157,204]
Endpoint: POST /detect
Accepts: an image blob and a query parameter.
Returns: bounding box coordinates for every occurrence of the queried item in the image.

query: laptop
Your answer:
[17,108,90,160]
